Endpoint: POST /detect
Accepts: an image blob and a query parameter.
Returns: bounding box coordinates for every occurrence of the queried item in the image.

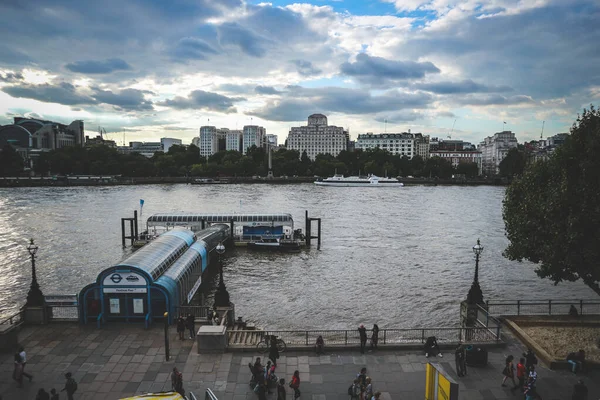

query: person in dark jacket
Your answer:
[523,348,538,371]
[358,325,368,354]
[50,388,59,400]
[371,324,379,349]
[424,336,442,358]
[36,388,50,400]
[572,379,588,400]
[277,378,286,400]
[315,335,325,355]
[61,372,77,400]
[454,344,467,377]
[567,349,586,374]
[176,317,186,340]
[186,314,196,339]
[269,336,280,366]
[171,367,184,397]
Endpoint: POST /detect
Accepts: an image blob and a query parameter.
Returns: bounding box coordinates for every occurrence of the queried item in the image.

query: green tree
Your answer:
[455,162,479,177]
[499,148,527,178]
[410,155,425,176]
[503,106,600,295]
[0,145,25,176]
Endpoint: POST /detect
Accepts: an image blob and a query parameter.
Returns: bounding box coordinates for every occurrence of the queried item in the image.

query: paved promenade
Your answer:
[1,323,599,400]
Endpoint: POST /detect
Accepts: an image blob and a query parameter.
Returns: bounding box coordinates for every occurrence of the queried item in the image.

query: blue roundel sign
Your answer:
[110,273,123,284]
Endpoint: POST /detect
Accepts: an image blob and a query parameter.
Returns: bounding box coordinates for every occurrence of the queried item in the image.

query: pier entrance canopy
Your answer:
[79,225,229,327]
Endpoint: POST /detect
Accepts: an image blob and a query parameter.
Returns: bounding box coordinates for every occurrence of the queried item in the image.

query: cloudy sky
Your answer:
[1,0,599,146]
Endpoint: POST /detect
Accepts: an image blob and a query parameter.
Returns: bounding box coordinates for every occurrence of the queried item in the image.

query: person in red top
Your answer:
[290,370,301,399]
[512,357,527,393]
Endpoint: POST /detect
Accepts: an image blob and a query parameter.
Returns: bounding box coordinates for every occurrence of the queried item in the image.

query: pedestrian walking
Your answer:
[371,392,381,400]
[572,379,588,400]
[18,346,33,382]
[36,388,50,400]
[528,365,538,385]
[370,324,379,350]
[523,348,538,371]
[512,357,526,393]
[269,335,280,366]
[349,379,361,400]
[454,343,467,377]
[364,377,373,400]
[255,380,267,400]
[358,325,367,354]
[171,367,185,397]
[315,335,325,355]
[524,376,537,400]
[50,388,59,400]
[501,355,517,389]
[357,367,367,388]
[12,351,23,388]
[290,370,301,399]
[567,349,586,374]
[60,372,77,400]
[176,316,186,340]
[186,314,196,339]
[277,378,286,400]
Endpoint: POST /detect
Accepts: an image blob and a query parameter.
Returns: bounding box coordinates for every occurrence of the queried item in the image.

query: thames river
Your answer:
[0,184,595,328]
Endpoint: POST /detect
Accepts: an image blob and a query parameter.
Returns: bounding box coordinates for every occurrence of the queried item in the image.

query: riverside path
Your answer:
[1,323,599,400]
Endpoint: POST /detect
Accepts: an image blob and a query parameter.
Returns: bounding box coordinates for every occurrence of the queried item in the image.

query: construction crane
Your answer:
[540,120,545,139]
[98,126,108,140]
[447,119,456,139]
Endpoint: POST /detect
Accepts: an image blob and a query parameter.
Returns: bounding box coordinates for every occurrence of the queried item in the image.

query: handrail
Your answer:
[205,388,218,400]
[220,310,228,326]
[96,312,104,329]
[486,299,600,316]
[0,310,24,326]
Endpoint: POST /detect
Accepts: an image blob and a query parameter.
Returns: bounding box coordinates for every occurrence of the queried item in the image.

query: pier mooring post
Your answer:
[120,210,138,247]
[305,210,322,250]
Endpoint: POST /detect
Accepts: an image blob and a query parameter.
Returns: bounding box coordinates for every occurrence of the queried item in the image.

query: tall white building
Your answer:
[226,130,243,152]
[191,136,200,148]
[477,131,518,175]
[286,114,349,160]
[356,133,417,158]
[199,126,218,158]
[242,125,266,154]
[266,134,278,147]
[161,137,182,153]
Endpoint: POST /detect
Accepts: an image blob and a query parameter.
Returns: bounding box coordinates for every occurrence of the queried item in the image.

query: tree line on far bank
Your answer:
[1,144,482,179]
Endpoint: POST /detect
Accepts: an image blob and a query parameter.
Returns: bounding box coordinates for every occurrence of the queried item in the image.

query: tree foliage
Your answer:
[499,147,527,178]
[0,145,25,176]
[503,106,600,295]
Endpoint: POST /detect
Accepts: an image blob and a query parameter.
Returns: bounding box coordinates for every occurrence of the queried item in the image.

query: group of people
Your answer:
[348,367,381,400]
[12,344,77,399]
[249,356,300,400]
[176,314,197,340]
[357,324,380,354]
[500,349,540,399]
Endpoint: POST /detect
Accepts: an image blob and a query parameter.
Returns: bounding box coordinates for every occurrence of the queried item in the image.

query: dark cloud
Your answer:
[255,86,281,95]
[216,83,255,93]
[437,111,457,118]
[415,80,513,94]
[0,45,32,65]
[340,53,440,84]
[0,71,24,83]
[374,111,424,123]
[65,58,132,74]
[91,88,154,111]
[217,23,268,58]
[250,87,432,121]
[158,90,245,113]
[457,94,535,106]
[2,82,96,105]
[170,37,218,61]
[291,60,322,76]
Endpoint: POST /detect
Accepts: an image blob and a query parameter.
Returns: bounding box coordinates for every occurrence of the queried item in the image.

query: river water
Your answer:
[0,184,595,328]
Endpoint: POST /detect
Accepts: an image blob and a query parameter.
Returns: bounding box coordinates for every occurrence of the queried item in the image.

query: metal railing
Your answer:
[205,388,218,400]
[227,327,500,347]
[0,310,24,330]
[175,305,210,319]
[486,299,600,316]
[45,294,79,321]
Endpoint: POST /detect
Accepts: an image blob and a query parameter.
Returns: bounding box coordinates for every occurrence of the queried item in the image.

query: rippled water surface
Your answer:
[0,184,595,328]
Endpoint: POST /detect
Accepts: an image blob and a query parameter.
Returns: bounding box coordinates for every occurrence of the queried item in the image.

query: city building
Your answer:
[0,117,85,169]
[85,135,117,148]
[429,150,483,175]
[161,137,182,153]
[243,125,266,154]
[528,133,569,162]
[191,136,200,148]
[430,138,476,152]
[199,126,218,158]
[118,141,162,158]
[413,133,430,159]
[286,114,349,160]
[266,134,278,147]
[478,131,518,175]
[356,132,417,158]
[225,130,243,152]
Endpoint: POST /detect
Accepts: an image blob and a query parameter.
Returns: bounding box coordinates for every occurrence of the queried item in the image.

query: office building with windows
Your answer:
[286,114,349,160]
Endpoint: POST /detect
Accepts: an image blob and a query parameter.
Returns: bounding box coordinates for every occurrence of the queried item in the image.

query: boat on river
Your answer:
[314,174,404,187]
[247,237,302,252]
[191,178,229,184]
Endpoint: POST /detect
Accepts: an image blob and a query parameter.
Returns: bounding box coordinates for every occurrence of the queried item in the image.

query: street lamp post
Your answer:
[213,243,230,308]
[466,239,484,305]
[25,238,45,307]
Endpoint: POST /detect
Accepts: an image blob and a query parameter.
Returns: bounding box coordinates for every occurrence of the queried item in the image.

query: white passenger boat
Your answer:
[314,174,404,187]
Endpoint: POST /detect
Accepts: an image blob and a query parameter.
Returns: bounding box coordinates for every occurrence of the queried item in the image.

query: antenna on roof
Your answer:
[448,119,456,139]
[540,120,545,139]
[384,119,387,133]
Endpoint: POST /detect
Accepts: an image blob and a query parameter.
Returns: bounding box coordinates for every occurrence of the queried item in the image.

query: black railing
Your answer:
[45,294,79,321]
[486,299,600,316]
[0,310,24,328]
[175,305,210,319]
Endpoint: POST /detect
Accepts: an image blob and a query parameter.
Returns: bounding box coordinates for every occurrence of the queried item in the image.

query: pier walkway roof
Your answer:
[146,213,294,226]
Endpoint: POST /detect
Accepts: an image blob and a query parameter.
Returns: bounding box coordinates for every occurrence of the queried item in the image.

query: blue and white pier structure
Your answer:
[78,225,229,327]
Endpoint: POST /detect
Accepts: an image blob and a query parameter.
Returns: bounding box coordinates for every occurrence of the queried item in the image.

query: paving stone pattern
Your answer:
[1,324,599,400]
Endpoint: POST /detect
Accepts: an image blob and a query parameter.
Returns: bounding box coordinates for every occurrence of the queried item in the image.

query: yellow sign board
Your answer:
[120,392,185,400]
[425,363,459,400]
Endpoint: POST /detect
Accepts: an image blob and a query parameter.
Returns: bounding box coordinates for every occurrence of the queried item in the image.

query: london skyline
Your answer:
[0,0,598,145]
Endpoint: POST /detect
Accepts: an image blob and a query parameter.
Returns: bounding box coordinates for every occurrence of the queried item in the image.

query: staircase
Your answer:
[227,322,265,347]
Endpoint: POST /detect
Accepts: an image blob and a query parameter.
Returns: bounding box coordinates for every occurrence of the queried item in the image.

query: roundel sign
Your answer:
[103,271,146,286]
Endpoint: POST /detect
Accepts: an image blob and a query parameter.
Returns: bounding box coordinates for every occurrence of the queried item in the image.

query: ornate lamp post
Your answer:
[25,238,45,307]
[213,243,230,308]
[466,239,484,305]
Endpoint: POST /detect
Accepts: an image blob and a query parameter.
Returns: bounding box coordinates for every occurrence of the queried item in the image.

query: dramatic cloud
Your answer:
[291,60,322,76]
[374,110,424,123]
[340,53,440,84]
[2,82,96,105]
[250,87,432,121]
[158,90,244,113]
[217,23,268,58]
[91,88,154,111]
[414,80,513,94]
[0,72,24,83]
[65,58,132,74]
[457,94,535,106]
[255,86,282,95]
[170,37,218,61]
